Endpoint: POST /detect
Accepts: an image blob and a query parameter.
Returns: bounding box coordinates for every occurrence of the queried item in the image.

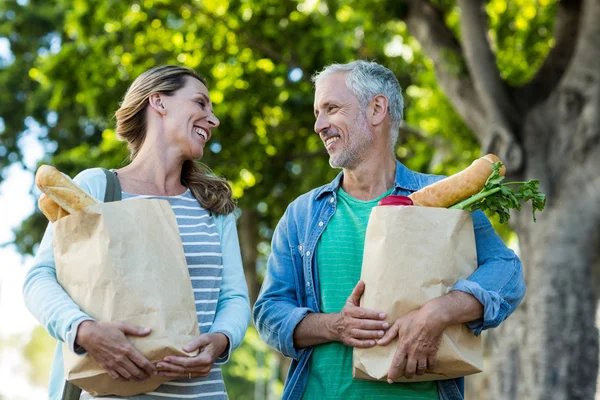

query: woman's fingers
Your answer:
[119,357,150,381]
[156,362,212,379]
[128,347,158,377]
[157,361,185,374]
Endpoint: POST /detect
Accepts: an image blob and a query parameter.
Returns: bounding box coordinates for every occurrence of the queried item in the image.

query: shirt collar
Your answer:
[315,160,422,200]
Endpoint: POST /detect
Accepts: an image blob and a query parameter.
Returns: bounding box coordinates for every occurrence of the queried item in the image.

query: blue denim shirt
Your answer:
[253,161,525,400]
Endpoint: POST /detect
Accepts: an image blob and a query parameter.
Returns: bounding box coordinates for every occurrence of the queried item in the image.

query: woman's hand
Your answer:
[157,333,229,379]
[76,320,157,381]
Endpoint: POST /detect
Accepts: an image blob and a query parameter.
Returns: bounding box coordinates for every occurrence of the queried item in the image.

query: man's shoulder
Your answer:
[410,170,446,190]
[287,183,331,211]
[397,161,446,192]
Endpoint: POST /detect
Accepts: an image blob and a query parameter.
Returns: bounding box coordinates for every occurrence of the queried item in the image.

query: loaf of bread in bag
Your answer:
[38,193,70,222]
[35,165,98,214]
[408,154,505,208]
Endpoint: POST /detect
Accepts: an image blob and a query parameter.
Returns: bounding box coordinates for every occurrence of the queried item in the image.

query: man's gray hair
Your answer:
[312,60,404,151]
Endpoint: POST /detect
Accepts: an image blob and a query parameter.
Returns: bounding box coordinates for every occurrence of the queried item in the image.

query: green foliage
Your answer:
[223,327,283,399]
[1,0,559,395]
[22,326,56,387]
[487,0,558,84]
[450,162,547,223]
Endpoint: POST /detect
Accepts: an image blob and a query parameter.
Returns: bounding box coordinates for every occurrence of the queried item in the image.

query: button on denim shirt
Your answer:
[253,161,526,400]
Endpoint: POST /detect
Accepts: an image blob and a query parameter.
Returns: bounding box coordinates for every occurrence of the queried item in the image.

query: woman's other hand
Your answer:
[75,320,157,381]
[156,333,229,379]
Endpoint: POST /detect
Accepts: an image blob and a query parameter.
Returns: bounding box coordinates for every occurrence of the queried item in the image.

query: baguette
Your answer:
[38,193,60,222]
[38,193,70,222]
[408,154,505,208]
[35,165,98,214]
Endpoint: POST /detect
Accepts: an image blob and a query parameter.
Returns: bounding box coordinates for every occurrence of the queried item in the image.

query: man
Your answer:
[253,61,525,400]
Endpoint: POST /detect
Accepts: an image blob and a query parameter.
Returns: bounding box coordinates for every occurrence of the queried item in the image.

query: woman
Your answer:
[23,65,251,399]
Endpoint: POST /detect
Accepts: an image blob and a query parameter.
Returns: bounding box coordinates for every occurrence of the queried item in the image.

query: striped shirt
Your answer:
[81,189,228,400]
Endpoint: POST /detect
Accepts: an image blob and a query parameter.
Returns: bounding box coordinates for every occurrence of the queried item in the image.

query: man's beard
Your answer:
[329,112,372,170]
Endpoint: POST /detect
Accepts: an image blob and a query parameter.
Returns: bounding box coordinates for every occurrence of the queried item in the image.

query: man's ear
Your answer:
[369,94,389,126]
[148,93,167,115]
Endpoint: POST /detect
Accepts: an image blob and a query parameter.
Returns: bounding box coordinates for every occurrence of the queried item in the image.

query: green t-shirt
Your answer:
[301,187,439,400]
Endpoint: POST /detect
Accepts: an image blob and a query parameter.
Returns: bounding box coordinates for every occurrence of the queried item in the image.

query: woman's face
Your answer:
[159,76,220,160]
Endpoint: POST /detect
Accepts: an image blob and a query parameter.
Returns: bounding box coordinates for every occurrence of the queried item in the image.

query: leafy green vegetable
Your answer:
[448,162,546,223]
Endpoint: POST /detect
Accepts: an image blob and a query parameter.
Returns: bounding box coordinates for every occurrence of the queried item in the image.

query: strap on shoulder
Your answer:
[62,381,82,400]
[101,168,122,202]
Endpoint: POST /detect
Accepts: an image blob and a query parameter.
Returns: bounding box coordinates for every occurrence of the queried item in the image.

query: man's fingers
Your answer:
[347,338,377,348]
[119,322,151,337]
[350,328,385,340]
[416,359,428,376]
[346,306,387,321]
[347,280,366,306]
[377,323,398,345]
[404,357,417,379]
[387,349,407,383]
[350,318,389,331]
[427,356,437,372]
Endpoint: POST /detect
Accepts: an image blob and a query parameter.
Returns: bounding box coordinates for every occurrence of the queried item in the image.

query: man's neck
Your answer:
[340,154,396,201]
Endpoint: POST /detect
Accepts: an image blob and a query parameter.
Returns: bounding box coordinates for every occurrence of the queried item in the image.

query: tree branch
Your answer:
[515,0,582,107]
[402,0,487,144]
[561,0,600,87]
[457,0,523,171]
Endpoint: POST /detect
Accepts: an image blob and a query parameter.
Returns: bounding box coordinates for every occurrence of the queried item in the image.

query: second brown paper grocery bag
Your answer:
[353,206,483,382]
[54,198,200,396]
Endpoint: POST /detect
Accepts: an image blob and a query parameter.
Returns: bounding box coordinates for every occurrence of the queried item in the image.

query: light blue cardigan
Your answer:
[23,168,250,400]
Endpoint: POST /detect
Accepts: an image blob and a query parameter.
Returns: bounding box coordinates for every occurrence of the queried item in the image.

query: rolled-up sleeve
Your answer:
[253,209,311,360]
[451,210,526,336]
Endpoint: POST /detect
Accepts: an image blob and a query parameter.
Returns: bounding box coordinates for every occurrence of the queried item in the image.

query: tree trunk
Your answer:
[489,53,600,400]
[403,0,600,397]
[237,208,260,306]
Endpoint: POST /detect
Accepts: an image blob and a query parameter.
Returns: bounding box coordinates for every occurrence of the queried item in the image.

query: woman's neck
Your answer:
[117,143,188,196]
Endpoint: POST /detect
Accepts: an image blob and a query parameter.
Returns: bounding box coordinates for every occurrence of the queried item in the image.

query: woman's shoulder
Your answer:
[212,210,239,235]
[73,167,110,201]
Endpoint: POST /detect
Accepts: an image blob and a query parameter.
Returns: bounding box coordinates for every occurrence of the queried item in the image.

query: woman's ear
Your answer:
[369,94,389,126]
[148,93,167,115]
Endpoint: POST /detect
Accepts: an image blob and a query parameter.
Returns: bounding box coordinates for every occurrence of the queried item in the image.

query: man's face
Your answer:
[313,73,373,170]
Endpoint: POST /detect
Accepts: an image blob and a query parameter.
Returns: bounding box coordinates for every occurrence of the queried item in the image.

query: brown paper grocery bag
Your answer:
[54,199,200,396]
[353,206,482,382]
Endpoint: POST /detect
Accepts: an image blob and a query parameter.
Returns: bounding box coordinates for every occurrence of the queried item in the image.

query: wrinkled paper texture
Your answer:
[54,199,200,396]
[353,206,483,382]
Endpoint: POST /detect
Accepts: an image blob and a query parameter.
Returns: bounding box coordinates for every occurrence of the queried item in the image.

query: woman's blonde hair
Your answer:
[115,65,235,216]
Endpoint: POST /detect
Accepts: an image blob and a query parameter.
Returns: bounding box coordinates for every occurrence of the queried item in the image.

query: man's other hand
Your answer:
[333,280,389,348]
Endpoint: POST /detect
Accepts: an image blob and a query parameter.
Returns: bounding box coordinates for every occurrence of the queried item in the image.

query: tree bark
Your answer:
[403,0,487,137]
[457,0,523,170]
[404,0,600,398]
[490,0,600,397]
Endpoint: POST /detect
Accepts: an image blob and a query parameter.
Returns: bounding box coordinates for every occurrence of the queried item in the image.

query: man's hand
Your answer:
[333,280,389,348]
[157,333,229,379]
[76,320,157,381]
[377,304,446,382]
[379,290,484,383]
